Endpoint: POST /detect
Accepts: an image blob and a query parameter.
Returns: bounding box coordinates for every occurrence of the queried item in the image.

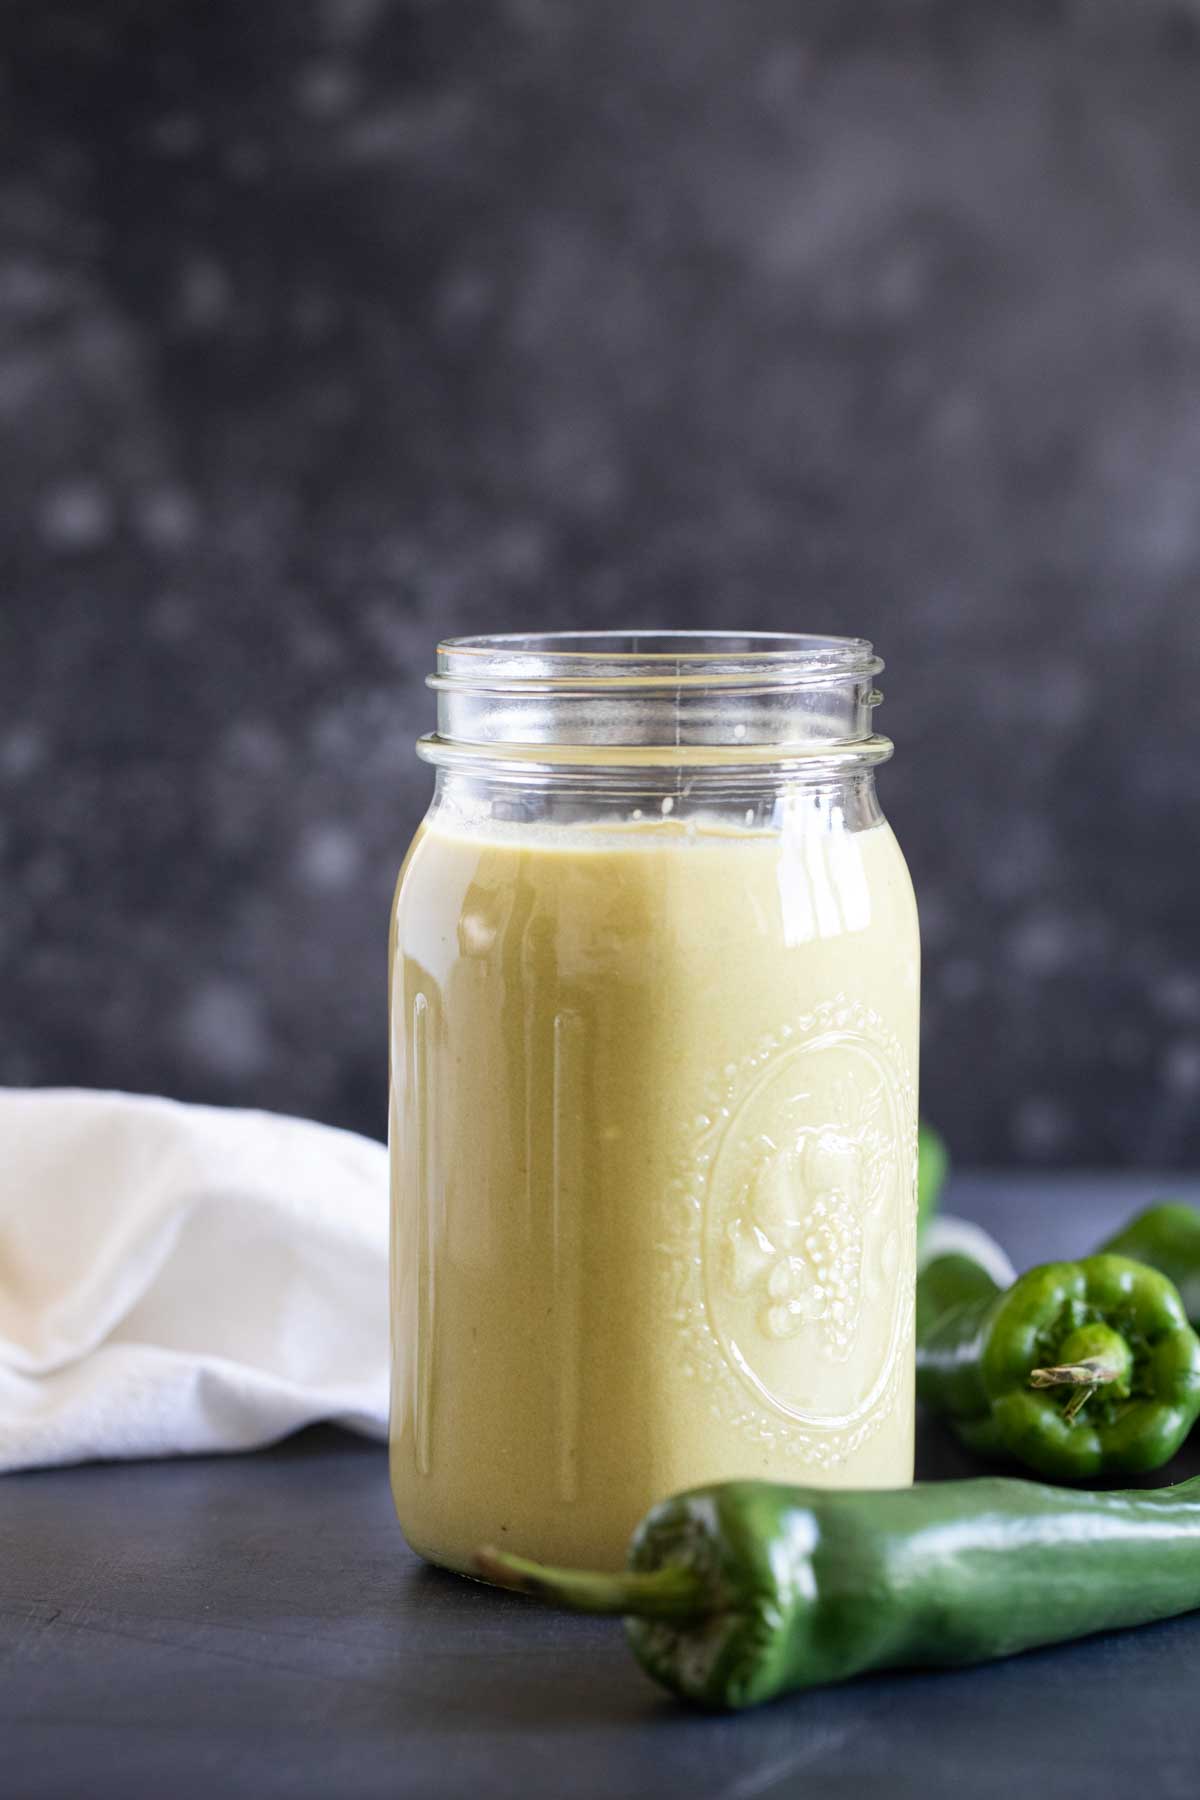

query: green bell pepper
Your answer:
[1100,1202,1200,1328]
[916,1251,1200,1480]
[478,1469,1200,1709]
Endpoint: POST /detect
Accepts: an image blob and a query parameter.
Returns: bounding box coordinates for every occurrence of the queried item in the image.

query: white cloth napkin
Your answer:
[0,1088,390,1473]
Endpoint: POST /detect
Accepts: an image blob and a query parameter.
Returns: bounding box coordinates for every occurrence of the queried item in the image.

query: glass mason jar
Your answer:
[389,632,920,1575]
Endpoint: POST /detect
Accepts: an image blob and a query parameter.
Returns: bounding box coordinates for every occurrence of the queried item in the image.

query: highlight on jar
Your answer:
[387,632,922,1577]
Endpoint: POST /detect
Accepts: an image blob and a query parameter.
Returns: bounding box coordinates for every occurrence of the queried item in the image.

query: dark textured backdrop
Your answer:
[3,0,1199,1166]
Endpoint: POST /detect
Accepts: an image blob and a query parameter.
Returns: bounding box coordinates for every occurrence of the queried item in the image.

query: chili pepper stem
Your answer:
[475,1546,707,1620]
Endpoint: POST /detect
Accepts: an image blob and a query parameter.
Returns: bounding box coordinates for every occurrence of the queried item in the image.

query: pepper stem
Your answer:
[475,1546,707,1620]
[1028,1355,1123,1424]
[1028,1357,1124,1390]
[1062,1383,1100,1424]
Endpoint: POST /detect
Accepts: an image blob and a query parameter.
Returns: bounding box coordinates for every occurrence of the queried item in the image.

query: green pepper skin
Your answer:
[633,1474,1200,1707]
[916,1252,1200,1480]
[916,1122,949,1242]
[1100,1203,1200,1328]
[482,1471,1200,1710]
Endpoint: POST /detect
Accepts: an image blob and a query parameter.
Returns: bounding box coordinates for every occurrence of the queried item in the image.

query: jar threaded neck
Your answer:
[424,631,890,774]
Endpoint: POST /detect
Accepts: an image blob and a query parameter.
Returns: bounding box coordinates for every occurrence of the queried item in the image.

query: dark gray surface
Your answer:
[4,3,1200,1168]
[6,1172,1200,1800]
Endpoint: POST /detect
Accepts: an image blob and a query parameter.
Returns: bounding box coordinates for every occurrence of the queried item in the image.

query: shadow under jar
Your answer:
[389,633,920,1574]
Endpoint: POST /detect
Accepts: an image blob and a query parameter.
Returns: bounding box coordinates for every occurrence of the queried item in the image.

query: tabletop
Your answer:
[6,1172,1200,1800]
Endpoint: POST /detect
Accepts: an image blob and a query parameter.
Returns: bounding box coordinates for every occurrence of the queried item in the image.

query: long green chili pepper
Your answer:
[478,1471,1200,1710]
[916,1251,1200,1480]
[1100,1202,1200,1328]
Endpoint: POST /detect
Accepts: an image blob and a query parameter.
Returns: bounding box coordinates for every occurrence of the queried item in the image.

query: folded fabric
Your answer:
[0,1088,389,1473]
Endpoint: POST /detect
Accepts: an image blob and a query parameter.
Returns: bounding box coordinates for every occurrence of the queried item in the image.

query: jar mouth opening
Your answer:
[434,630,881,690]
[426,628,887,761]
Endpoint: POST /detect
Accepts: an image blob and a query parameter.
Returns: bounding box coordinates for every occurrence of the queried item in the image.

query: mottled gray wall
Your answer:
[3,0,1200,1166]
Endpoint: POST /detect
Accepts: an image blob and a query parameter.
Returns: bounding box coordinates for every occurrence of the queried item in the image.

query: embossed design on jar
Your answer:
[661,996,917,1468]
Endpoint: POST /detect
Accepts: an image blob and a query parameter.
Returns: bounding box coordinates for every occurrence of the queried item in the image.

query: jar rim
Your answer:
[435,630,881,688]
[424,628,890,769]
